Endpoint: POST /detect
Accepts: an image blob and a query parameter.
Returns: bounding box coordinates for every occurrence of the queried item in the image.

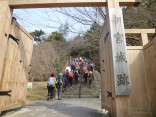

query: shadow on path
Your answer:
[1,99,108,117]
[27,101,107,117]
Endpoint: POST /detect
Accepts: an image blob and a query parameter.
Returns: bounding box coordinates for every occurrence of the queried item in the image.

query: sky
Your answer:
[13,7,103,40]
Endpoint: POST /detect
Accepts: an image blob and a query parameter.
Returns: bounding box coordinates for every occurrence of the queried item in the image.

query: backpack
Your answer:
[56,76,63,88]
[48,77,55,86]
[68,71,74,78]
[74,71,79,77]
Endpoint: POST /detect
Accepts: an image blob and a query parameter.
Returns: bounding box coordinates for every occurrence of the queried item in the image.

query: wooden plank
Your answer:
[9,0,142,8]
[0,1,13,113]
[0,18,18,112]
[128,49,152,117]
[127,46,143,50]
[0,18,33,112]
[144,38,156,116]
[15,22,34,40]
[141,33,149,46]
[143,39,155,49]
[107,6,131,96]
[0,1,12,83]
[103,1,132,117]
[100,20,112,113]
[125,29,155,34]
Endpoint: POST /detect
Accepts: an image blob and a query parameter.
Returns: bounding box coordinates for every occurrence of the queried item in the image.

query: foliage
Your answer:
[123,0,156,29]
[29,40,70,81]
[30,30,45,43]
[46,31,65,42]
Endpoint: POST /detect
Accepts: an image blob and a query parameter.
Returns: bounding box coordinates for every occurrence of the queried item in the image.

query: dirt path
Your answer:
[2,98,108,117]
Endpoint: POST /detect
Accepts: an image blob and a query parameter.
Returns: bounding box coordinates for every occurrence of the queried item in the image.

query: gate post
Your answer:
[0,0,12,112]
[106,0,131,117]
[0,0,12,83]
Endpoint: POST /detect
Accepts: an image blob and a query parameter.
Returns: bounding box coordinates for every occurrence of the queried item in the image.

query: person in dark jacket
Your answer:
[56,73,63,100]
[74,69,79,84]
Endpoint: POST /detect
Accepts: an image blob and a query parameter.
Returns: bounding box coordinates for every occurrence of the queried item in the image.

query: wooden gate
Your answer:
[100,17,114,114]
[127,46,152,117]
[0,0,143,116]
[100,27,155,117]
[144,37,156,116]
[0,18,33,112]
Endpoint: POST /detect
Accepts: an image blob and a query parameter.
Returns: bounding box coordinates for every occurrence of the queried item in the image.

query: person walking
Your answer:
[47,73,56,100]
[65,69,69,86]
[56,73,63,100]
[68,70,74,88]
[74,69,79,84]
[82,63,89,85]
[88,71,94,88]
[62,71,68,92]
[71,59,76,71]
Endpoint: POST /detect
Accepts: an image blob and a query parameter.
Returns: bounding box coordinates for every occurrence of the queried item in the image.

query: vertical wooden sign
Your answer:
[109,8,131,95]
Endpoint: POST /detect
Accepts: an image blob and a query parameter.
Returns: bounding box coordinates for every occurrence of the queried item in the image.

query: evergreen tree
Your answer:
[47,31,65,42]
[30,30,45,43]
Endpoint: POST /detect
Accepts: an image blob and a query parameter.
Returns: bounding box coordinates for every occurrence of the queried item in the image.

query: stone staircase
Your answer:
[62,71,101,98]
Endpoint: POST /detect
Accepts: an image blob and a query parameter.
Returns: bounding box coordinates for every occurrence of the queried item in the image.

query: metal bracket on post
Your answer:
[0,90,12,97]
[104,32,109,43]
[8,34,19,45]
[107,91,112,97]
[12,17,17,21]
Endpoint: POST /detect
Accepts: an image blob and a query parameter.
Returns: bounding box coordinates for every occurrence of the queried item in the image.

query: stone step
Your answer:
[65,87,99,90]
[64,90,99,94]
[62,94,99,98]
[63,90,99,94]
[62,95,79,98]
[61,71,101,98]
[63,92,98,95]
[63,90,99,95]
[64,86,100,92]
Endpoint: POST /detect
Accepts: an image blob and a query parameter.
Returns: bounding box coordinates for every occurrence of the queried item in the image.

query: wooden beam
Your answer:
[105,0,132,117]
[9,0,142,8]
[125,29,156,46]
[126,46,143,50]
[141,33,149,46]
[125,29,155,34]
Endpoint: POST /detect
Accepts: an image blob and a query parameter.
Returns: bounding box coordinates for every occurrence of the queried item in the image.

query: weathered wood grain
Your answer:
[144,37,156,117]
[9,0,142,8]
[0,18,33,112]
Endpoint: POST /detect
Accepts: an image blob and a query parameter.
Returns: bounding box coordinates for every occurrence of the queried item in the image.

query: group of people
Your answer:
[62,57,95,89]
[47,57,95,100]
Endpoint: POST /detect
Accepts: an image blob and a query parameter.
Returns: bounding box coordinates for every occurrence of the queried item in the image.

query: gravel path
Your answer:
[2,98,108,117]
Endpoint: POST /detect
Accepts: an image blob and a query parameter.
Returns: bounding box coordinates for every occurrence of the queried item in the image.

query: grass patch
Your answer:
[26,82,48,102]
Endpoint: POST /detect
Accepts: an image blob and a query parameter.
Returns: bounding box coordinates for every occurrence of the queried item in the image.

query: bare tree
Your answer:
[13,7,106,38]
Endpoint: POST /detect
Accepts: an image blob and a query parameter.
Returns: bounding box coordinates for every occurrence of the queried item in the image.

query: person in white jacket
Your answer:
[47,73,56,100]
